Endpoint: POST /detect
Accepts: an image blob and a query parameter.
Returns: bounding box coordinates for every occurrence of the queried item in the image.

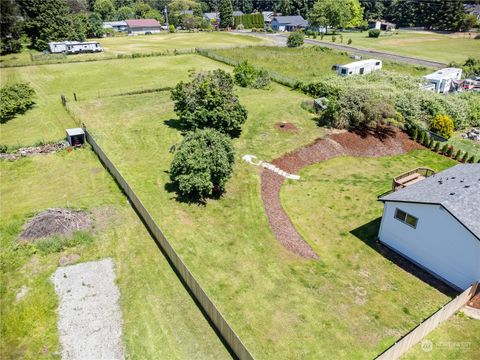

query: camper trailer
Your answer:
[423,68,462,93]
[337,59,382,76]
[48,41,103,55]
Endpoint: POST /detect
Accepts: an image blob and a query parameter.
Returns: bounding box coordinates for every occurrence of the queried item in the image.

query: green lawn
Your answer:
[0,54,229,147]
[0,149,230,359]
[67,81,458,358]
[315,30,480,63]
[213,46,433,83]
[403,312,480,359]
[0,32,270,67]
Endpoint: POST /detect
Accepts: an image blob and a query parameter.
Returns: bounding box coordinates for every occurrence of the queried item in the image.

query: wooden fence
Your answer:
[83,128,254,360]
[376,282,478,360]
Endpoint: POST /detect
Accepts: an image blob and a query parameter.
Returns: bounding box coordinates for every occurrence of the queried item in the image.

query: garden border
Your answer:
[83,127,254,360]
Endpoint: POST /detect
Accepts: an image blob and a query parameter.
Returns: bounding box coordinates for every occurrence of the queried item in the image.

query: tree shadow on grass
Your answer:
[350,217,458,297]
[163,118,243,138]
[352,125,397,141]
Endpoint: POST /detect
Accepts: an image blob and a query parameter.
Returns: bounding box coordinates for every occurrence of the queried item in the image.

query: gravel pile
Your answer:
[261,129,421,259]
[51,258,124,360]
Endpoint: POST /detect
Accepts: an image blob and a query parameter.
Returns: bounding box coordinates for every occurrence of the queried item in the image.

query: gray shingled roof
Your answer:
[272,16,308,27]
[380,164,480,239]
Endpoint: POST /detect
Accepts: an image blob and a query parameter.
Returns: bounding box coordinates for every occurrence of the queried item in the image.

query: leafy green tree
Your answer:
[0,83,35,123]
[18,0,81,50]
[171,69,248,135]
[219,0,233,29]
[116,6,134,20]
[170,128,235,199]
[94,0,115,20]
[0,0,23,54]
[233,61,270,89]
[345,0,364,28]
[87,12,105,37]
[309,0,353,33]
[287,31,304,47]
[359,0,386,20]
[462,14,478,31]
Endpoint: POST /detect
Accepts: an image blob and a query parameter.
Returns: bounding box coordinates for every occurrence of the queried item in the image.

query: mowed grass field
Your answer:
[403,312,480,359]
[0,32,270,66]
[317,30,480,63]
[213,46,432,82]
[66,74,459,358]
[0,149,230,359]
[0,54,229,147]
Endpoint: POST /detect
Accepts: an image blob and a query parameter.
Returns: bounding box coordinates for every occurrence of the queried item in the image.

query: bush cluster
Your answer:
[430,114,454,139]
[169,128,235,200]
[0,82,35,123]
[287,31,304,48]
[368,29,381,38]
[233,61,270,89]
[171,69,248,135]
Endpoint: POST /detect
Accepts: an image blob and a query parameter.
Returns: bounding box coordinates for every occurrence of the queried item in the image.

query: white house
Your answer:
[378,164,480,290]
[423,68,462,93]
[102,21,128,32]
[337,59,382,76]
[48,41,103,54]
[270,16,308,31]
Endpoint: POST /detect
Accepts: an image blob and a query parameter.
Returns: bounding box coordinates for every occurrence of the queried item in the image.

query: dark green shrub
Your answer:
[368,29,381,38]
[433,141,440,152]
[287,31,304,47]
[446,146,454,157]
[0,83,35,123]
[428,138,434,148]
[171,69,248,135]
[467,155,475,163]
[441,144,449,154]
[233,61,270,89]
[412,128,418,141]
[462,152,469,162]
[419,131,426,144]
[347,38,352,45]
[332,35,336,42]
[169,24,175,33]
[454,149,462,160]
[170,128,235,199]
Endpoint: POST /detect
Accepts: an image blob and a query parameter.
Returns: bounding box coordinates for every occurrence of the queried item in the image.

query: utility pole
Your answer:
[164,6,169,29]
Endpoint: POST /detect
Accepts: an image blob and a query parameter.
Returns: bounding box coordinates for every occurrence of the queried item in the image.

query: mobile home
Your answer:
[49,41,103,54]
[423,68,462,93]
[337,59,382,76]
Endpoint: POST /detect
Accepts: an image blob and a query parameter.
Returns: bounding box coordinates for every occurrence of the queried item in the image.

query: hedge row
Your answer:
[408,125,479,163]
[234,13,264,29]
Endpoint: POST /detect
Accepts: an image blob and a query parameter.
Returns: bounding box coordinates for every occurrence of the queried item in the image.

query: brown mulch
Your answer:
[275,122,299,132]
[261,128,422,259]
[19,208,93,242]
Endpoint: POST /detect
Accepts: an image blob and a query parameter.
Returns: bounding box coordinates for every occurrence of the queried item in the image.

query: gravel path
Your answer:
[261,129,422,259]
[52,258,124,360]
[234,32,445,68]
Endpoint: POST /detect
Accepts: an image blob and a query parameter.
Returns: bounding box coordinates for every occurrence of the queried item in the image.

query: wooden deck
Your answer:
[392,167,435,191]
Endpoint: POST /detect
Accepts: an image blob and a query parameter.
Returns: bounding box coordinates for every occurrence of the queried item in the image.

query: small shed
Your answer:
[66,128,85,147]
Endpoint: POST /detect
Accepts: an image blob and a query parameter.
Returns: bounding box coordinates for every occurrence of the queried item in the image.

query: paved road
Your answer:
[237,32,446,68]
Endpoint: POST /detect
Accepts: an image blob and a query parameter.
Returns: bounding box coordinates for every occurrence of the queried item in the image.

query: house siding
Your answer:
[378,201,480,290]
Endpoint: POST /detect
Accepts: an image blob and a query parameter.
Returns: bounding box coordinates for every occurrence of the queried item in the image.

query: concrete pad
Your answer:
[52,258,124,360]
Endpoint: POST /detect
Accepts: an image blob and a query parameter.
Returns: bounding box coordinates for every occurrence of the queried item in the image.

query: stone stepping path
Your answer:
[242,154,300,180]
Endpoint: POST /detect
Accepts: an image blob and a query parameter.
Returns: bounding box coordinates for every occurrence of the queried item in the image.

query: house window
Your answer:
[394,208,418,228]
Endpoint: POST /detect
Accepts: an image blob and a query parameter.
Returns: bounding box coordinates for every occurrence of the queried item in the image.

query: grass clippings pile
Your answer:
[0,141,68,161]
[19,208,92,241]
[51,258,124,360]
[261,129,421,259]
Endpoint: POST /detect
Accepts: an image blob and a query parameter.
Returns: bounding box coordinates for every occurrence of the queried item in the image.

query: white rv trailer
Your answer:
[48,41,103,55]
[423,68,462,93]
[337,59,382,76]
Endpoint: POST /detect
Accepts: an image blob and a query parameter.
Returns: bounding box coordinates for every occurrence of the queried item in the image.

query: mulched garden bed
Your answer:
[261,128,422,259]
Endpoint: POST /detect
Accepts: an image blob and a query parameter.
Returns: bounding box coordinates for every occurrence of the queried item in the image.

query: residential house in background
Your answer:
[270,16,308,31]
[102,21,128,32]
[125,19,161,35]
[464,4,480,20]
[368,20,396,31]
[204,11,243,25]
[378,164,480,291]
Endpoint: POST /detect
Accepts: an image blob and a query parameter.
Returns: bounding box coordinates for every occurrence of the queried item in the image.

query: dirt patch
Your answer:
[261,128,422,259]
[59,253,81,266]
[90,167,103,175]
[275,122,299,132]
[91,206,118,231]
[380,37,441,46]
[19,208,93,242]
[0,141,69,161]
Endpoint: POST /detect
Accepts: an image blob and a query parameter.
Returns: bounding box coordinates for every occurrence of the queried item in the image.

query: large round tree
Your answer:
[171,69,247,136]
[170,128,235,200]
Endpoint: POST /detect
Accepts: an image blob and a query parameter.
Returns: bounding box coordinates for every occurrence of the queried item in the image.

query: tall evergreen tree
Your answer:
[219,0,233,28]
[0,0,23,54]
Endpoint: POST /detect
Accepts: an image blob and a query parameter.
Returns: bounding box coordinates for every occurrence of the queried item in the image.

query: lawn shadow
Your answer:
[350,217,458,297]
[163,118,190,133]
[352,125,397,141]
